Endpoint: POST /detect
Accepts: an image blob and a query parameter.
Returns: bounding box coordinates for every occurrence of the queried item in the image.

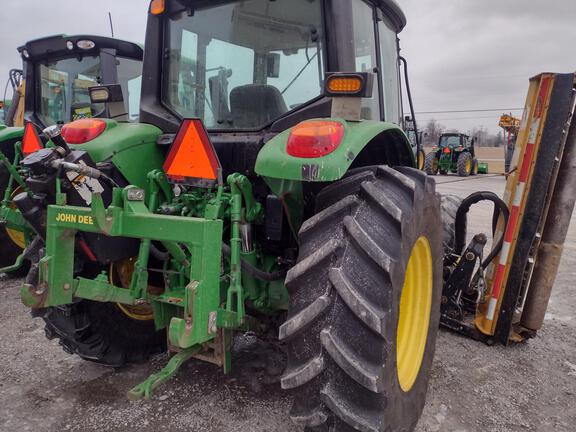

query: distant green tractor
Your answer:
[425,133,479,177]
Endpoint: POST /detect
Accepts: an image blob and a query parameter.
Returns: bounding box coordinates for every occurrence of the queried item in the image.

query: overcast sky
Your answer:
[1,0,575,134]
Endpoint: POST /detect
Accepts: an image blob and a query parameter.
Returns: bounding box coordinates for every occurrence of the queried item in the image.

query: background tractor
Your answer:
[2,0,443,431]
[403,115,426,170]
[425,132,479,176]
[0,34,143,274]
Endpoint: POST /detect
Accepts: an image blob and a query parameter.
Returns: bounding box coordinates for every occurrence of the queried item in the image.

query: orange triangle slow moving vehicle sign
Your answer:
[163,119,221,185]
[22,122,43,155]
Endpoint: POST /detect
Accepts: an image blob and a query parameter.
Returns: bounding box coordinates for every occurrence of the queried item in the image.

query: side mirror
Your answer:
[89,84,124,104]
[89,84,127,121]
[267,53,281,79]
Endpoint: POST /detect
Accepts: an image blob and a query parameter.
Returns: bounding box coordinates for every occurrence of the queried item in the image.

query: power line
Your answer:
[414,115,504,121]
[407,108,524,115]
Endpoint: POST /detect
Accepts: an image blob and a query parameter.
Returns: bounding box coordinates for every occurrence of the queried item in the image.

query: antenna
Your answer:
[108,12,115,37]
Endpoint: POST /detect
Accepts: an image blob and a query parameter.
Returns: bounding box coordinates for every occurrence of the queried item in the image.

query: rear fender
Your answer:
[72,120,164,190]
[255,118,414,182]
[255,119,414,234]
[0,126,24,163]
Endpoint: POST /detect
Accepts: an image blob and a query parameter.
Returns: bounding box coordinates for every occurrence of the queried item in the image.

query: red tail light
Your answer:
[287,121,345,158]
[61,119,106,144]
[443,147,451,154]
[22,122,43,155]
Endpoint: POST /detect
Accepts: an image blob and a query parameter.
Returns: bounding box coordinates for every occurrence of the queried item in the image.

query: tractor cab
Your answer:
[18,35,143,128]
[438,133,472,150]
[141,0,410,156]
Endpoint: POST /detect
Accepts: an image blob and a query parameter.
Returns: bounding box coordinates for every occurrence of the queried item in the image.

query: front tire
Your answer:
[281,166,442,431]
[440,194,464,256]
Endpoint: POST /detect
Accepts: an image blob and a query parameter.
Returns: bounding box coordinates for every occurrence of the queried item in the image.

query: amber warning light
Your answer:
[163,119,222,186]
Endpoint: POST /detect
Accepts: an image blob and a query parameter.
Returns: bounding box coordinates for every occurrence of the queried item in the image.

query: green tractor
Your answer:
[0,34,143,274]
[3,1,443,430]
[425,132,479,176]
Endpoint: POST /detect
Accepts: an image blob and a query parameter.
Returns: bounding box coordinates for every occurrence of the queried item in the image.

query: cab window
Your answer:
[378,15,401,124]
[352,0,381,120]
[38,56,103,124]
[163,0,325,130]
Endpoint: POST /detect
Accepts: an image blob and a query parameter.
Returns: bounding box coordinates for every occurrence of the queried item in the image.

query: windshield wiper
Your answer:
[281,51,318,95]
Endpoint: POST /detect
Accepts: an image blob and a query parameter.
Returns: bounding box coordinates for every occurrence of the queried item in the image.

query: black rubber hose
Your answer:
[454,191,510,268]
[221,243,286,282]
[150,243,170,261]
[399,56,419,149]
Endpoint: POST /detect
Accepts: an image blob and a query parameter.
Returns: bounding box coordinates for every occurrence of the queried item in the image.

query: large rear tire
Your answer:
[281,166,442,431]
[457,153,473,177]
[424,153,439,175]
[471,158,479,176]
[35,301,166,367]
[0,163,27,276]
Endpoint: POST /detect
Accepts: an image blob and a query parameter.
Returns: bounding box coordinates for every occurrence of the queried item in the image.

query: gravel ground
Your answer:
[0,175,575,432]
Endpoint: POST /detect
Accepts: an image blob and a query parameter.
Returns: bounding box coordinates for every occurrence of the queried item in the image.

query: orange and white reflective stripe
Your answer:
[485,77,552,321]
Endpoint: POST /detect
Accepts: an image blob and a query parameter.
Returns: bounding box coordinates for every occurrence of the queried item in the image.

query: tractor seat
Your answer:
[229,84,288,129]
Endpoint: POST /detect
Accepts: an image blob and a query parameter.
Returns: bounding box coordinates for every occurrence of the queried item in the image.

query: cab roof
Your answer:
[163,0,407,32]
[17,34,143,62]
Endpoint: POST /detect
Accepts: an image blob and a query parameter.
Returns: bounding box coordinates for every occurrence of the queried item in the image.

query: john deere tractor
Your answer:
[3,1,442,430]
[425,132,478,176]
[0,34,143,274]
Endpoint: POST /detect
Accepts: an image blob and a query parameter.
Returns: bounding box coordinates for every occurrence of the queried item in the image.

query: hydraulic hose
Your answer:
[150,243,170,261]
[399,56,419,149]
[222,243,286,282]
[454,191,510,268]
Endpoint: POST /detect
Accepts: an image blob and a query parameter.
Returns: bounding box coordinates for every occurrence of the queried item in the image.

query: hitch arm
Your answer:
[127,346,201,400]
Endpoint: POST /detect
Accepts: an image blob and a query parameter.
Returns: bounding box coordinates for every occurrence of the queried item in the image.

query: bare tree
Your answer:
[423,119,445,146]
[468,126,503,147]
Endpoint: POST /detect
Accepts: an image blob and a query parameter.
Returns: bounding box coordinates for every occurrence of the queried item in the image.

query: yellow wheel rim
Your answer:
[397,236,433,392]
[6,225,25,249]
[465,159,471,173]
[6,187,26,249]
[110,258,155,321]
[417,152,425,170]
